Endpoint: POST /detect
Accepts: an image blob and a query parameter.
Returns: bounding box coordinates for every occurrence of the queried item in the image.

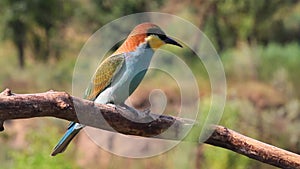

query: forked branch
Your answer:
[0,89,299,168]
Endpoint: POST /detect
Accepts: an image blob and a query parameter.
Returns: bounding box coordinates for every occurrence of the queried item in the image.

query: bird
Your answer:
[51,22,182,156]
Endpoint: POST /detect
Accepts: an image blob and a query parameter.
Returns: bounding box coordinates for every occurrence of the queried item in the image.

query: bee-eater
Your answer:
[51,22,182,156]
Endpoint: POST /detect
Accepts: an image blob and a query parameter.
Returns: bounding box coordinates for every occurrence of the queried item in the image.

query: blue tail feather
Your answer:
[51,122,84,156]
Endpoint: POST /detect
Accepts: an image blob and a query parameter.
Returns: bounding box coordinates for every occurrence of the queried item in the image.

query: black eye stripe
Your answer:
[158,34,167,40]
[147,28,166,40]
[147,33,167,41]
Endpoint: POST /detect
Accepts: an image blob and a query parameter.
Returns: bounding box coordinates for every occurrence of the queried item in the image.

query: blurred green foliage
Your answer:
[259,43,300,87]
[0,0,77,68]
[0,0,300,169]
[8,120,80,169]
[194,0,300,51]
[91,0,164,25]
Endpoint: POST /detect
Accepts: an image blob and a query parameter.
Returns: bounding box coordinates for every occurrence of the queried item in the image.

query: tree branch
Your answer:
[0,89,299,168]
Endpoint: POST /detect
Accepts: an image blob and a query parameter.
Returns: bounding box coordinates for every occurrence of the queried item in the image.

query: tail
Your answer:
[51,122,84,156]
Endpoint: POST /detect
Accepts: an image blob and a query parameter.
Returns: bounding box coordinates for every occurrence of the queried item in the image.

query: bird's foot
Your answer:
[118,103,139,116]
[107,103,117,110]
[142,108,158,121]
[116,103,158,123]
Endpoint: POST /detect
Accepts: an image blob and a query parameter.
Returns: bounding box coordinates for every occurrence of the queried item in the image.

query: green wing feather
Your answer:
[84,54,124,101]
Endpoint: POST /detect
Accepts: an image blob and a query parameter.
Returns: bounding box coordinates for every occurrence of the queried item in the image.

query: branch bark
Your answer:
[0,89,299,168]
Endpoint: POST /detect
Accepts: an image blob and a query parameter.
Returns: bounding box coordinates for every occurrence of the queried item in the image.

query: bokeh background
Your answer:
[0,0,300,169]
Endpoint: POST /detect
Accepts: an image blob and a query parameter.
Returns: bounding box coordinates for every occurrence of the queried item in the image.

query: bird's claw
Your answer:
[118,103,140,117]
[107,103,117,110]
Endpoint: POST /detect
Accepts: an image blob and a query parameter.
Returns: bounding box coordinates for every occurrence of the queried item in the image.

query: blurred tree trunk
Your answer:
[191,0,225,52]
[9,19,27,69]
[211,3,224,51]
[16,40,25,69]
[195,145,204,169]
[45,27,51,60]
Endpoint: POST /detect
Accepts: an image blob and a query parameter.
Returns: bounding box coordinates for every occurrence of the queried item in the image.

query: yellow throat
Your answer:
[145,35,165,49]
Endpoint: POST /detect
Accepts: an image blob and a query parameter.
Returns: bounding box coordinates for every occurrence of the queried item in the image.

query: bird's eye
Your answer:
[158,34,167,40]
[147,28,166,40]
[147,33,166,40]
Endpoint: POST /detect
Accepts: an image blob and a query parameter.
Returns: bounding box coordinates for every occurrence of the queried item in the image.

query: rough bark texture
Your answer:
[206,126,300,169]
[0,89,299,168]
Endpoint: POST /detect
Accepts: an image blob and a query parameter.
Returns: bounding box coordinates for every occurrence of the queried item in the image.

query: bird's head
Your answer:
[114,23,182,55]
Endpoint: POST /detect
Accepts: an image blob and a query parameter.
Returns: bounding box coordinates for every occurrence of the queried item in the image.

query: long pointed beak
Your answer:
[164,36,183,48]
